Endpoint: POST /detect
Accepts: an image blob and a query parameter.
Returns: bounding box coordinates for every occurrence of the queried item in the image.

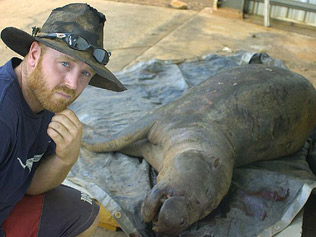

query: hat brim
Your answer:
[1,27,126,92]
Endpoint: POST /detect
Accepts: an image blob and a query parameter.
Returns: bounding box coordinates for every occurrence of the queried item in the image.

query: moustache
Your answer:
[54,86,75,97]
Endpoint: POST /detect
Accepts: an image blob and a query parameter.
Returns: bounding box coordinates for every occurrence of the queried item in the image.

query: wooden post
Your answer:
[264,0,270,27]
[213,0,218,10]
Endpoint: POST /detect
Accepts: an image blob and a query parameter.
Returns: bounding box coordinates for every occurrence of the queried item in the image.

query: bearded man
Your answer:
[0,3,125,236]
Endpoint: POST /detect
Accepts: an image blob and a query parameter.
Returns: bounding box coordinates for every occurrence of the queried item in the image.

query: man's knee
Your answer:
[38,185,100,236]
[78,211,100,236]
[2,185,100,237]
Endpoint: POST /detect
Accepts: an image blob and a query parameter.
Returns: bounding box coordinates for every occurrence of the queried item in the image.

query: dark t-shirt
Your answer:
[0,58,56,225]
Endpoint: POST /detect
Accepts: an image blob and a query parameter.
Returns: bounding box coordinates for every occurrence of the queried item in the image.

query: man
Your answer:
[0,3,126,236]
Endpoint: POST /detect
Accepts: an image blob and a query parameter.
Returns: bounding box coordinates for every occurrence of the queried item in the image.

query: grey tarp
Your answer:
[67,52,316,236]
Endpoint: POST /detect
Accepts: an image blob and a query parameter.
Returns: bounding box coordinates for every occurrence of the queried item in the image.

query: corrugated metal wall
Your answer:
[245,0,316,26]
[219,0,244,10]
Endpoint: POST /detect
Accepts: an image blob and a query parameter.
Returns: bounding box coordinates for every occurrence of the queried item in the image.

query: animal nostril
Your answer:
[180,218,185,226]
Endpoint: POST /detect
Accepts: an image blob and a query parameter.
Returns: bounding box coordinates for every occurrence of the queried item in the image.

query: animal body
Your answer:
[83,64,316,235]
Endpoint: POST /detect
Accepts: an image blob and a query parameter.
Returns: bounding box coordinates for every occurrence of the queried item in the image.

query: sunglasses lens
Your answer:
[68,35,90,50]
[38,32,111,65]
[93,49,109,65]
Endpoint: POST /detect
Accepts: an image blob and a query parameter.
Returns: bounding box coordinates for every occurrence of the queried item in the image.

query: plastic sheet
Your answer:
[68,52,316,236]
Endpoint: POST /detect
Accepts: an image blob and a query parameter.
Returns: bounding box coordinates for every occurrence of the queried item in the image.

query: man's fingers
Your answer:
[47,124,65,144]
[48,109,82,144]
[51,110,82,136]
[47,109,82,163]
[57,109,81,126]
[50,116,76,137]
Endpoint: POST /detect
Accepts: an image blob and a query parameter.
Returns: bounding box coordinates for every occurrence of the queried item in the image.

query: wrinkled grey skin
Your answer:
[83,64,316,236]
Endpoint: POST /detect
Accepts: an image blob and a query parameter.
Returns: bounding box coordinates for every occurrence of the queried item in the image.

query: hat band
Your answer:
[36,32,111,65]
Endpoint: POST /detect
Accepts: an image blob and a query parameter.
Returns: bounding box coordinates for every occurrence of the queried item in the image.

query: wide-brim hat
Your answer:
[1,3,126,92]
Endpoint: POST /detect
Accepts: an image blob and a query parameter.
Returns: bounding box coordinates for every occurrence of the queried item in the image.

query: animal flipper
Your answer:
[82,114,156,153]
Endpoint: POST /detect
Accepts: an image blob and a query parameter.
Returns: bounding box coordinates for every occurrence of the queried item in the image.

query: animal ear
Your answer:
[212,157,222,170]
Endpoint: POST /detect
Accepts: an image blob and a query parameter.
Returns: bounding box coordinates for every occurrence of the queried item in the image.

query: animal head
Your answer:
[141,150,232,235]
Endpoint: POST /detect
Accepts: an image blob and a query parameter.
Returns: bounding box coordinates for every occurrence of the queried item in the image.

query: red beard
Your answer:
[27,59,77,113]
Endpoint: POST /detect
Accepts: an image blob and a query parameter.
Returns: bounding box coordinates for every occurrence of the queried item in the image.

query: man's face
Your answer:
[27,46,95,113]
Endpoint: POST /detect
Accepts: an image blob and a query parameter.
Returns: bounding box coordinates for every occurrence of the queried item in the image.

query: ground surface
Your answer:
[106,0,213,11]
[105,0,316,87]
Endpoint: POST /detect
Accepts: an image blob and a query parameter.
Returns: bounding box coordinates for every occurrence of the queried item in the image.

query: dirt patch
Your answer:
[106,0,214,11]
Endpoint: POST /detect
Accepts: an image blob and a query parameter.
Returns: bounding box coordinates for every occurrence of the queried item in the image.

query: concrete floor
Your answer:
[1,0,315,86]
[1,0,316,236]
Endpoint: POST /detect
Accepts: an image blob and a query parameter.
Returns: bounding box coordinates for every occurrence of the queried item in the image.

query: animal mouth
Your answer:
[152,196,167,224]
[151,196,188,235]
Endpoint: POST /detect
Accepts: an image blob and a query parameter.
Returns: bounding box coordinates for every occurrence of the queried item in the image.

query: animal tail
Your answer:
[82,117,156,153]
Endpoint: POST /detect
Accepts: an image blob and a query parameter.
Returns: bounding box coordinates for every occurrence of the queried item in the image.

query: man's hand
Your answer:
[27,109,83,195]
[47,109,82,166]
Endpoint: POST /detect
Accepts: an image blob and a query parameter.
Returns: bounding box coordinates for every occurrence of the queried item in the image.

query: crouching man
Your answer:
[0,3,126,236]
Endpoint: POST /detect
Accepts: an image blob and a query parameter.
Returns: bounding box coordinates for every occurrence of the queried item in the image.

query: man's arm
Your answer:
[27,109,82,195]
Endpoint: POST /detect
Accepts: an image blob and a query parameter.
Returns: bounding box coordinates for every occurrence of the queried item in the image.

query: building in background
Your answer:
[217,0,316,27]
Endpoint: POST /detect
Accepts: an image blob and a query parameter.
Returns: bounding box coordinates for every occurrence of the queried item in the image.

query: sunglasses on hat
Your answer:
[36,32,111,65]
